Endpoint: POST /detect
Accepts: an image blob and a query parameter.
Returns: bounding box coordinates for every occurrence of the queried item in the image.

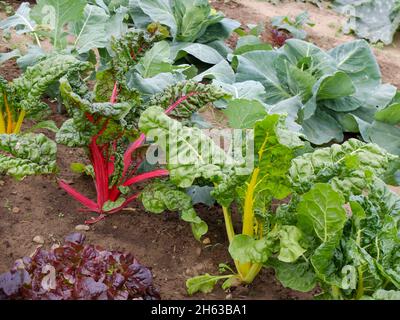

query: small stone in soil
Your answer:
[0,180,4,186]
[75,225,90,231]
[202,237,211,245]
[196,247,202,256]
[113,225,118,229]
[193,263,204,272]
[226,294,233,300]
[12,207,21,214]
[33,236,45,244]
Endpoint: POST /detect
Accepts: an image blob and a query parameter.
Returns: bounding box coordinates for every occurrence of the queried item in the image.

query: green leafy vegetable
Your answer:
[0,133,57,179]
[289,139,398,196]
[231,39,399,151]
[31,0,87,50]
[271,11,314,40]
[334,0,400,45]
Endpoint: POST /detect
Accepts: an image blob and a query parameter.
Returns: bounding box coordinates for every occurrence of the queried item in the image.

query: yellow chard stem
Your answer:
[222,205,244,279]
[0,90,5,133]
[0,110,5,134]
[222,206,235,243]
[239,134,269,280]
[13,110,26,134]
[243,263,263,284]
[3,93,13,134]
[242,168,260,237]
[238,168,260,276]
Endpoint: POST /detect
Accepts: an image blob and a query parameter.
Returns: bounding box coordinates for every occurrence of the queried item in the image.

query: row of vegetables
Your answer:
[0,0,399,300]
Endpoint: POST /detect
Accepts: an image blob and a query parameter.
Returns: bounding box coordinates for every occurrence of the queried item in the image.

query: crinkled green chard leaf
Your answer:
[207,112,305,209]
[141,180,208,241]
[56,119,94,148]
[186,273,235,295]
[99,30,159,102]
[0,133,57,180]
[297,183,347,242]
[147,81,228,120]
[57,72,138,147]
[232,114,304,216]
[102,197,126,212]
[253,114,304,197]
[274,225,307,263]
[229,235,273,265]
[293,179,400,298]
[372,290,400,300]
[289,139,398,197]
[139,106,238,188]
[10,54,91,118]
[350,179,400,290]
[296,183,348,287]
[229,225,306,265]
[266,258,317,292]
[26,120,59,133]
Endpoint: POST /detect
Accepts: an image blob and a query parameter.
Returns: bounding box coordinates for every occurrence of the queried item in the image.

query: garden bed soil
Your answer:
[0,0,399,300]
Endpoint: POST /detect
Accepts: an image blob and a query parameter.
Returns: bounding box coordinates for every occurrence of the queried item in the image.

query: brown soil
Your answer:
[0,0,398,301]
[0,113,311,300]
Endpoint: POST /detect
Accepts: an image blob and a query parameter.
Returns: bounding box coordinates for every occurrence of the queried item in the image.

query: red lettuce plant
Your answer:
[0,233,160,300]
[271,29,292,47]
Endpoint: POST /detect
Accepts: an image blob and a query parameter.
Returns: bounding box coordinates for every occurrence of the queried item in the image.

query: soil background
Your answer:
[0,0,399,300]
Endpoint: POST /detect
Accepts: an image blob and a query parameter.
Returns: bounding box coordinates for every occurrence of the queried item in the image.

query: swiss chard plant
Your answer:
[266,140,400,299]
[138,107,305,292]
[0,54,88,135]
[56,52,225,227]
[0,54,88,179]
[138,104,400,298]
